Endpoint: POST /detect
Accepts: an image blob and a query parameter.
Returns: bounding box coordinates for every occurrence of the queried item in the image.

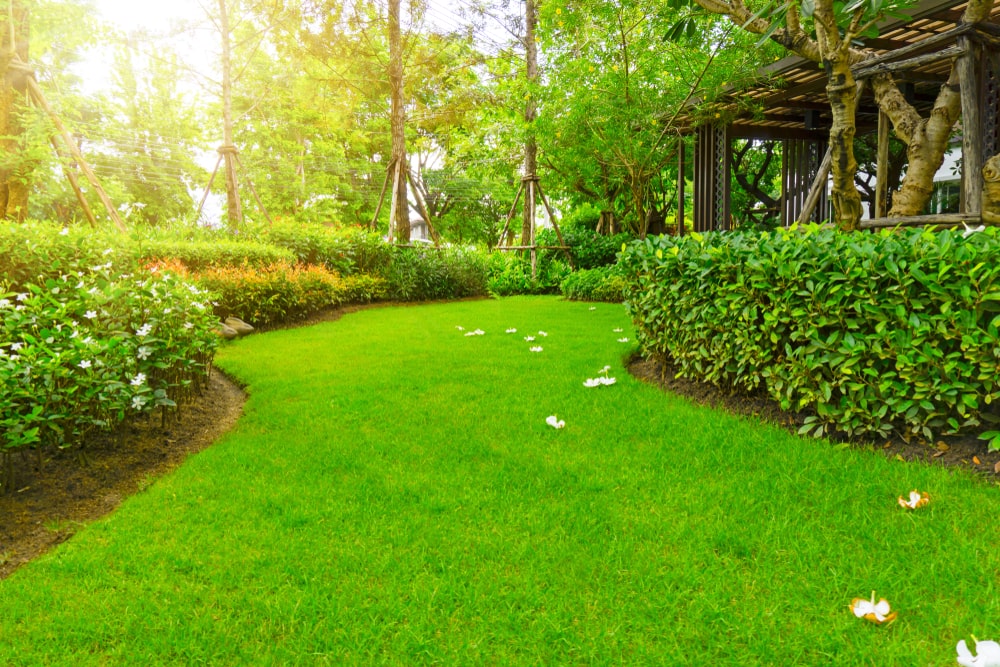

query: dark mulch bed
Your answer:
[628,353,1000,478]
[0,371,246,579]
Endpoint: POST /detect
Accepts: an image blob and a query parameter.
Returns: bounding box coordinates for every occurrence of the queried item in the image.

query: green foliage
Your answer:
[0,261,218,475]
[251,221,353,274]
[383,247,489,302]
[538,228,632,270]
[486,252,571,297]
[560,204,603,232]
[621,225,1000,442]
[560,265,627,303]
[135,239,295,272]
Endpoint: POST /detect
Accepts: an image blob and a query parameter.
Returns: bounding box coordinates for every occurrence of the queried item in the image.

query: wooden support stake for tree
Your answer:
[19,64,126,233]
[795,146,833,226]
[234,152,273,226]
[370,158,397,231]
[875,111,890,218]
[536,180,574,269]
[48,136,97,228]
[498,181,525,248]
[196,154,224,222]
[677,140,686,236]
[405,167,441,245]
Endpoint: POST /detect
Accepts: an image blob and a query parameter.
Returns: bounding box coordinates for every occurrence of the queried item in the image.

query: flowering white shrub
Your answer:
[0,259,219,481]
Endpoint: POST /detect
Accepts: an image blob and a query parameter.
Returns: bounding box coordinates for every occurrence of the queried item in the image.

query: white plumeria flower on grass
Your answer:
[529,346,543,352]
[584,365,616,387]
[589,306,597,311]
[957,638,1000,667]
[546,415,565,429]
[456,326,465,331]
[613,328,624,333]
[898,490,930,510]
[537,331,548,337]
[464,329,485,337]
[618,337,630,343]
[850,593,897,624]
[524,336,535,342]
[505,328,517,333]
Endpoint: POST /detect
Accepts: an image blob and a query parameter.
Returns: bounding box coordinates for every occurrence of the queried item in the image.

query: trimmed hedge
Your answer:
[134,239,295,271]
[620,225,1000,442]
[560,265,627,302]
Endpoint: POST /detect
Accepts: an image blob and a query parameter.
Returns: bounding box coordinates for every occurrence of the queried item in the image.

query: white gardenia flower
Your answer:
[546,415,565,429]
[957,639,1000,667]
[529,346,543,352]
[84,310,98,319]
[131,373,146,386]
[78,360,92,369]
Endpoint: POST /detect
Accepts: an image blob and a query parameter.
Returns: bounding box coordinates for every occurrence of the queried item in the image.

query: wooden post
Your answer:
[369,158,396,231]
[536,180,574,269]
[405,168,441,245]
[218,0,243,227]
[48,136,97,228]
[20,68,126,233]
[875,111,890,218]
[196,154,224,222]
[234,152,273,226]
[795,146,833,226]
[958,35,983,214]
[498,181,525,247]
[677,139,686,236]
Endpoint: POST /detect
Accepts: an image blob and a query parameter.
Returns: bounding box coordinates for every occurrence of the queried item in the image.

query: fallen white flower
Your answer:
[530,346,543,352]
[850,594,897,624]
[957,639,1000,667]
[506,328,517,333]
[583,378,602,387]
[524,336,535,342]
[589,306,597,311]
[464,329,486,337]
[456,326,465,331]
[617,337,630,343]
[538,331,548,337]
[546,415,565,429]
[613,328,623,333]
[962,222,987,238]
[898,490,930,510]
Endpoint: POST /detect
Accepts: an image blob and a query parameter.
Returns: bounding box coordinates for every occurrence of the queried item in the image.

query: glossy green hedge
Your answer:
[620,225,1000,442]
[560,265,627,302]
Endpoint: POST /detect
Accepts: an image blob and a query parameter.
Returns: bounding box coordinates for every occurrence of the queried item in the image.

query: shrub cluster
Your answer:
[134,238,295,271]
[560,265,627,303]
[538,228,631,270]
[620,225,1000,443]
[251,221,353,274]
[384,246,489,301]
[486,252,570,297]
[0,260,219,487]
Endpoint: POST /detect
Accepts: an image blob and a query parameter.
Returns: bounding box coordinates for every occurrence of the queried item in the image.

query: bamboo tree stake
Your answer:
[18,63,126,233]
[48,136,97,228]
[234,152,273,226]
[370,158,397,230]
[196,153,224,221]
[405,167,440,245]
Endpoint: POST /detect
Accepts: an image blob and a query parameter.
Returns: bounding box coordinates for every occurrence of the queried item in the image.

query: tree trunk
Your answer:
[218,0,243,228]
[521,0,539,246]
[983,154,1000,223]
[823,52,863,229]
[388,0,409,242]
[1,1,30,221]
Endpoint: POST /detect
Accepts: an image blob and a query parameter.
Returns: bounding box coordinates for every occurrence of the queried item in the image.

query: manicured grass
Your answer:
[0,296,998,665]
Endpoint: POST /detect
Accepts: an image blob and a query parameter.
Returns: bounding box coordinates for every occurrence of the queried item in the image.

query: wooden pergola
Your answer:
[677,0,1000,233]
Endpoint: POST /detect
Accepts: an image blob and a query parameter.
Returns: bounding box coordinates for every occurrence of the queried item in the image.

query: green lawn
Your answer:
[0,296,998,665]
